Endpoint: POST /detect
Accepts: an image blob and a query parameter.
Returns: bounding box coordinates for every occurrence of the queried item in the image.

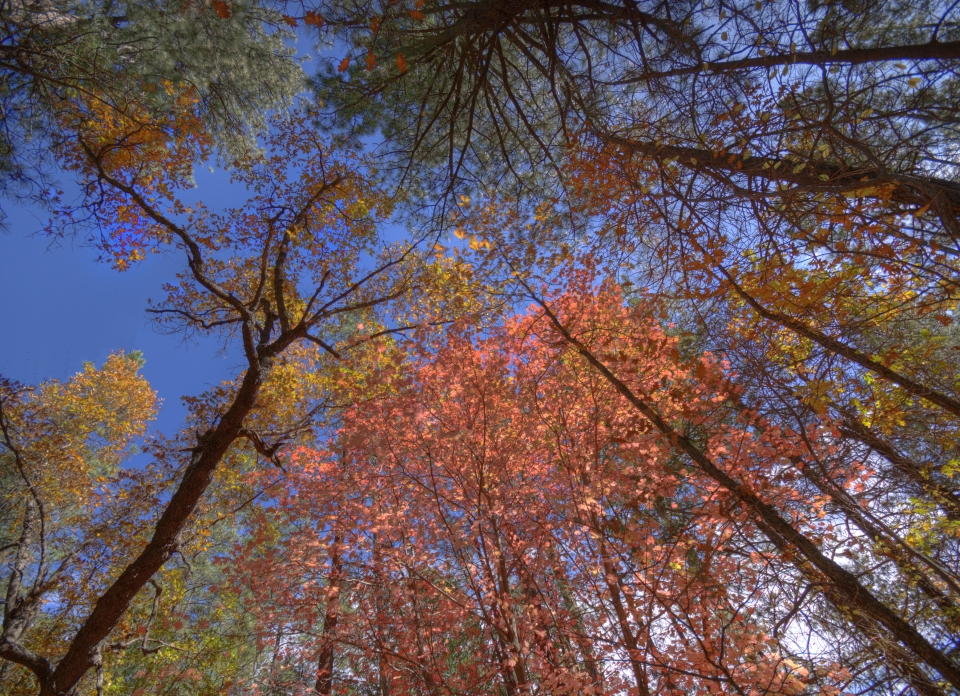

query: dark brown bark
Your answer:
[546,541,604,687]
[594,531,651,696]
[609,40,960,82]
[0,395,53,687]
[43,329,272,696]
[315,532,343,695]
[2,134,411,695]
[372,535,391,696]
[528,289,960,690]
[839,417,960,521]
[419,2,960,79]
[801,464,960,621]
[752,501,948,696]
[0,499,53,688]
[607,135,960,227]
[706,261,960,420]
[496,554,530,691]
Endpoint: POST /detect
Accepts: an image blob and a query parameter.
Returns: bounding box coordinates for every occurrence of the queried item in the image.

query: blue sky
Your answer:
[0,169,244,439]
[0,30,327,440]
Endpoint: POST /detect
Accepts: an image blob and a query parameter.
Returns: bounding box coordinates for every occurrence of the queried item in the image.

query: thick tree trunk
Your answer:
[43,345,270,696]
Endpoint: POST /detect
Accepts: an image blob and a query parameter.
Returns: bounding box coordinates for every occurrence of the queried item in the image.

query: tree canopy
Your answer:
[1,0,959,694]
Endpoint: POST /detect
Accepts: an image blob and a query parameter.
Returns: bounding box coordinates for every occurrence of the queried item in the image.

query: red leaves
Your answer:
[211,0,230,18]
[226,272,833,694]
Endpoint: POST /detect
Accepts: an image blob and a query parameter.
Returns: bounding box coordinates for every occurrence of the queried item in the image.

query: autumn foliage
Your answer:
[224,274,844,694]
[2,0,960,694]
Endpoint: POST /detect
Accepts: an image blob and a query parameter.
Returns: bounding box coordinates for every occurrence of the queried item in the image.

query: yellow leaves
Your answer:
[401,255,484,328]
[56,84,212,268]
[468,235,491,251]
[42,351,157,470]
[945,459,960,479]
[348,196,371,219]
[3,352,157,515]
[533,199,554,222]
[798,379,832,416]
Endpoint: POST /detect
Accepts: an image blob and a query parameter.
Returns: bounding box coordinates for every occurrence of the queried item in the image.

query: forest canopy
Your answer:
[1,0,960,694]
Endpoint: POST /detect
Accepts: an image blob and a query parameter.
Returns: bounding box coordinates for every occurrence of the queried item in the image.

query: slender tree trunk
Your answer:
[706,252,960,420]
[591,516,651,696]
[496,554,531,692]
[372,534,390,696]
[546,542,604,688]
[532,296,960,690]
[799,465,960,632]
[839,416,960,521]
[315,531,343,695]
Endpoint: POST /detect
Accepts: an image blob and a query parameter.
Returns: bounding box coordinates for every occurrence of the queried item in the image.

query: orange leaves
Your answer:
[338,56,350,73]
[304,10,324,27]
[396,52,408,73]
[220,268,832,695]
[53,85,211,268]
[211,0,230,18]
[366,50,376,71]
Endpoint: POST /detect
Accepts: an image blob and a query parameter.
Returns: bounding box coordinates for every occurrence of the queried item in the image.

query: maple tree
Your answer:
[228,271,902,694]
[0,86,440,693]
[295,4,960,688]
[478,205,960,687]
